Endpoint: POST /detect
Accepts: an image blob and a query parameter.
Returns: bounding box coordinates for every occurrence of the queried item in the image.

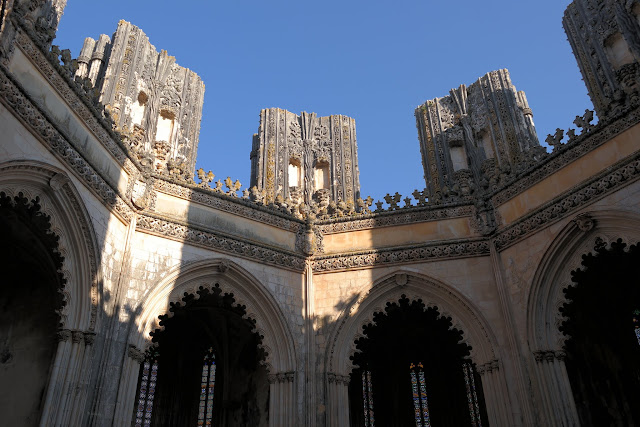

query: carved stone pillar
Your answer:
[40,329,72,425]
[112,344,147,426]
[326,373,350,427]
[69,332,96,425]
[533,350,579,426]
[268,371,295,427]
[476,359,513,426]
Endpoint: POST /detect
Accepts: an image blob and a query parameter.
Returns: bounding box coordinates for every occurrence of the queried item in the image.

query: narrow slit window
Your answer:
[198,347,216,426]
[135,352,159,427]
[409,362,430,427]
[362,369,375,427]
[633,309,640,346]
[463,362,483,427]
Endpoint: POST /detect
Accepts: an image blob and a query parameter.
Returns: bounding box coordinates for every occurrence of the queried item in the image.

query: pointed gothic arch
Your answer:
[117,258,297,426]
[527,208,640,425]
[324,270,507,426]
[0,160,101,425]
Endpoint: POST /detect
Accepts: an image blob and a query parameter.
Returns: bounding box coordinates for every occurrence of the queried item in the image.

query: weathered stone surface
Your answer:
[2,1,640,425]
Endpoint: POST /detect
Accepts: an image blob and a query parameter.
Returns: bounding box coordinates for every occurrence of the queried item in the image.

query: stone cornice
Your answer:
[315,203,474,234]
[153,178,304,232]
[494,150,640,250]
[12,27,134,171]
[136,213,306,272]
[0,66,135,224]
[311,239,490,273]
[491,107,640,207]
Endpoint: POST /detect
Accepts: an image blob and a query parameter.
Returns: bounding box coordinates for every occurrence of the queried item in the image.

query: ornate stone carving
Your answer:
[394,273,408,287]
[250,109,360,206]
[416,69,541,201]
[127,344,145,363]
[312,239,489,272]
[57,329,72,342]
[495,151,640,249]
[574,213,595,232]
[135,214,306,271]
[76,20,205,174]
[563,0,640,119]
[83,332,96,346]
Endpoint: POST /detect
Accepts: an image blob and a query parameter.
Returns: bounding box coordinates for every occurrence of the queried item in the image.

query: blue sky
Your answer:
[54,1,591,204]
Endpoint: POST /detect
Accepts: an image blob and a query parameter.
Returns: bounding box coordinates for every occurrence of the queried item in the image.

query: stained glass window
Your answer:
[634,309,640,346]
[362,369,375,426]
[409,362,430,427]
[463,362,483,427]
[135,351,159,427]
[198,347,216,427]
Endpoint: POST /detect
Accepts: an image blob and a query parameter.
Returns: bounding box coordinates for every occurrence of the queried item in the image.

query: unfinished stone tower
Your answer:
[76,20,205,175]
[415,69,540,201]
[564,0,640,119]
[250,108,361,207]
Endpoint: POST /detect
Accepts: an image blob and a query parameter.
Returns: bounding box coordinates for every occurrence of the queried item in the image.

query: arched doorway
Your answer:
[560,239,640,425]
[0,192,64,425]
[348,295,489,426]
[135,284,269,426]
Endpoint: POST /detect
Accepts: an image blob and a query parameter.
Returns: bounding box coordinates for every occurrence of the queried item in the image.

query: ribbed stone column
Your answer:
[326,373,350,427]
[112,344,146,426]
[268,371,295,426]
[533,350,579,426]
[477,359,513,426]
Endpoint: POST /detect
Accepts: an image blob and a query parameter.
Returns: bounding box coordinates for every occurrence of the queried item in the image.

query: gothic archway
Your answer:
[118,259,297,425]
[325,271,506,426]
[0,192,64,426]
[348,295,489,427]
[527,210,640,424]
[138,284,269,426]
[559,239,640,425]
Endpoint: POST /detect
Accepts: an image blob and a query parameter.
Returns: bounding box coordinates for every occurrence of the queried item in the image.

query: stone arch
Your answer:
[130,258,296,373]
[527,209,640,352]
[0,160,100,331]
[326,270,499,378]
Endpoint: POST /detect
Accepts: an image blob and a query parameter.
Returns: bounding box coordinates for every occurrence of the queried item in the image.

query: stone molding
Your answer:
[0,67,135,224]
[311,239,489,273]
[527,210,640,353]
[326,373,350,386]
[12,29,131,168]
[491,107,640,207]
[267,371,296,384]
[315,203,474,234]
[0,162,100,331]
[153,178,303,232]
[127,344,145,363]
[129,259,298,374]
[135,213,306,272]
[494,152,640,250]
[475,359,500,375]
[326,272,499,377]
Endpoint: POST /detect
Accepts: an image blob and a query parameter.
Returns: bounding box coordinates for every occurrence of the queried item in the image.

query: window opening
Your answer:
[409,362,430,427]
[362,369,375,427]
[463,362,482,427]
[634,309,640,346]
[135,350,159,427]
[198,347,216,426]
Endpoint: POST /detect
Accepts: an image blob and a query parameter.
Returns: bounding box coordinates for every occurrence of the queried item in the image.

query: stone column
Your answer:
[532,350,579,426]
[268,371,295,427]
[53,330,87,425]
[40,329,73,426]
[477,359,513,426]
[326,373,350,427]
[69,332,96,425]
[112,344,146,426]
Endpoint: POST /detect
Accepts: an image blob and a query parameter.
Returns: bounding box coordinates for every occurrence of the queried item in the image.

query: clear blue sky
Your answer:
[54,1,591,204]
